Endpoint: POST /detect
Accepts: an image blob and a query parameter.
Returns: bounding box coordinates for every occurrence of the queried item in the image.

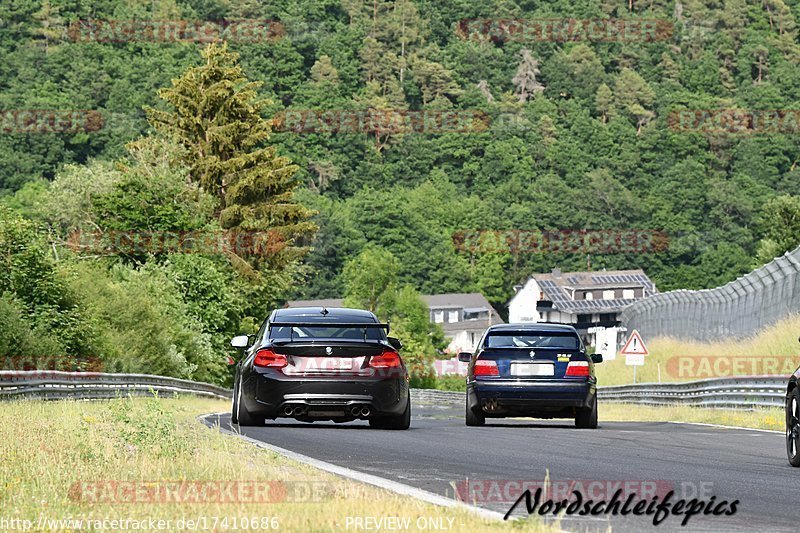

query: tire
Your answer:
[465,395,485,427]
[234,377,261,427]
[230,379,239,425]
[575,395,598,429]
[786,387,800,467]
[370,393,411,430]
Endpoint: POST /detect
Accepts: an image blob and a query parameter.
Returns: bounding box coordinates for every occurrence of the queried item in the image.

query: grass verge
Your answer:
[595,315,800,386]
[601,402,784,431]
[0,396,554,532]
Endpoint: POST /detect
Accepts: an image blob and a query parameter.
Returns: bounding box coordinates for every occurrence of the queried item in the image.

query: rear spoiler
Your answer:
[268,321,390,342]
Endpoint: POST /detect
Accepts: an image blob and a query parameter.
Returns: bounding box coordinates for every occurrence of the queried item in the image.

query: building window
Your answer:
[433,311,444,323]
[448,310,459,323]
[623,289,635,299]
[602,290,615,300]
[585,292,594,301]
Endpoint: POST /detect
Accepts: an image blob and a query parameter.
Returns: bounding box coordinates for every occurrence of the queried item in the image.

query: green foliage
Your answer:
[0,207,97,359]
[3,0,800,384]
[146,43,316,269]
[342,246,400,313]
[342,247,445,387]
[754,195,800,265]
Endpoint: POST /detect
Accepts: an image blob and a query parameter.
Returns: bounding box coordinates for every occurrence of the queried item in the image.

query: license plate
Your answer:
[322,358,353,371]
[510,362,554,377]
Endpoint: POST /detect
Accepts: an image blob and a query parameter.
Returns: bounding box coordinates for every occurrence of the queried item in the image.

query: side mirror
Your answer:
[230,335,250,349]
[458,352,472,363]
[387,337,403,350]
[591,353,603,364]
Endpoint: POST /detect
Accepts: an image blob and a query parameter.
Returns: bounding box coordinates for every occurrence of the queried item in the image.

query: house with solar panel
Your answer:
[507,268,657,347]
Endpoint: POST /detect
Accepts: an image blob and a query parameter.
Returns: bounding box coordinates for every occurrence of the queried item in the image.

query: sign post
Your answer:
[621,330,649,384]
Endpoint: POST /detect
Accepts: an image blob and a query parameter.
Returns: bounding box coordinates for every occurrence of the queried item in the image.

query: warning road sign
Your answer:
[621,330,649,356]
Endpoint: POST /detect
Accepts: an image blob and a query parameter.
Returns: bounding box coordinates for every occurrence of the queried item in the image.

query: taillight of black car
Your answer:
[367,349,403,377]
[254,348,288,368]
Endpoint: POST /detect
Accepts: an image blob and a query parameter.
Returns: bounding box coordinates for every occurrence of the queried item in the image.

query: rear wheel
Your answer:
[370,393,411,430]
[230,380,239,425]
[465,396,485,427]
[786,387,800,467]
[234,378,262,427]
[575,396,598,429]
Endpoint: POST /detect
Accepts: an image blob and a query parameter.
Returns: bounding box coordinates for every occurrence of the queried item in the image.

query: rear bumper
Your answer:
[468,379,595,416]
[240,368,409,419]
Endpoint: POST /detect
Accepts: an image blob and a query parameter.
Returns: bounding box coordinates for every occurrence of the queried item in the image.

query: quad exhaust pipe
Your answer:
[349,405,372,418]
[282,405,308,417]
[283,404,372,418]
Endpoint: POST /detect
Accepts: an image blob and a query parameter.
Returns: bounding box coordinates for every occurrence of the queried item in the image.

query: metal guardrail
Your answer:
[0,373,789,410]
[0,371,232,400]
[597,375,788,409]
[414,377,790,411]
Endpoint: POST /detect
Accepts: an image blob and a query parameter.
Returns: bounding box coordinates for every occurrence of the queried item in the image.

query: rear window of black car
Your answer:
[484,332,580,350]
[268,325,384,341]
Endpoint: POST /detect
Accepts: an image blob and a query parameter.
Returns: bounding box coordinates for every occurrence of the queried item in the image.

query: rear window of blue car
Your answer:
[484,332,580,350]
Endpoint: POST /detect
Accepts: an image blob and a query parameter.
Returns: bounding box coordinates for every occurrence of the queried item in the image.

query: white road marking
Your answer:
[667,421,783,434]
[199,412,509,523]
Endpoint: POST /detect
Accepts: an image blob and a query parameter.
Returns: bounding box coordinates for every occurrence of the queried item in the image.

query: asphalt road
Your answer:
[205,393,798,532]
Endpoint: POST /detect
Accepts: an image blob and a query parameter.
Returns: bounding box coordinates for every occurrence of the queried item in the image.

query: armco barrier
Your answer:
[0,373,789,410]
[414,378,789,410]
[597,375,788,409]
[0,371,231,400]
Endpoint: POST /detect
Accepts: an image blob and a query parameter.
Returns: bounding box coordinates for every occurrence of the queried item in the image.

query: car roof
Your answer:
[486,323,580,334]
[272,307,379,322]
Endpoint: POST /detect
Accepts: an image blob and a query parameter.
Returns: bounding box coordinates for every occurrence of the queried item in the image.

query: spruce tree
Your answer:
[145,43,316,268]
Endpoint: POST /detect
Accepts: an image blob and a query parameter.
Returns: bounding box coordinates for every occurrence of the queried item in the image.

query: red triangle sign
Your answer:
[620,330,649,355]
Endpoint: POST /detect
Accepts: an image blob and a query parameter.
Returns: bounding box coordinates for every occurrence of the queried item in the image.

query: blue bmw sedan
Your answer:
[459,323,602,428]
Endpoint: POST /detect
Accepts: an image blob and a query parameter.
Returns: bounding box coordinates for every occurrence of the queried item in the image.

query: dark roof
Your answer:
[533,269,656,314]
[286,298,345,308]
[488,323,579,334]
[422,293,493,309]
[273,307,377,322]
[287,293,505,330]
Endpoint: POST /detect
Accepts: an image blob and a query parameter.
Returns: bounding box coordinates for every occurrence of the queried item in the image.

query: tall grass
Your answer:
[0,396,553,532]
[596,315,800,386]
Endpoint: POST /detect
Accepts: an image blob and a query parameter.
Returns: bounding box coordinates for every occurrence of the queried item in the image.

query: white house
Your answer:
[508,268,656,347]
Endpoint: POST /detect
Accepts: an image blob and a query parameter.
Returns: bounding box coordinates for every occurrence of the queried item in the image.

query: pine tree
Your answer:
[512,49,545,103]
[145,43,316,268]
[595,83,614,123]
[31,0,64,53]
[753,45,769,83]
[476,80,494,103]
